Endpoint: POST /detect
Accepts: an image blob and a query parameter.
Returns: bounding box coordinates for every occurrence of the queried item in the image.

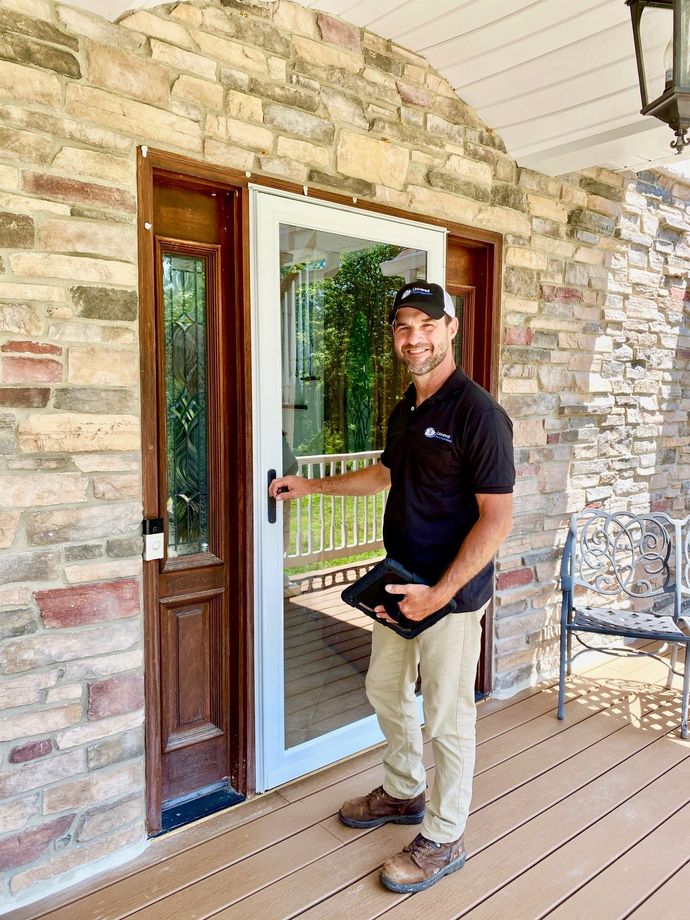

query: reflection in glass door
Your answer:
[253,189,446,789]
[281,230,431,749]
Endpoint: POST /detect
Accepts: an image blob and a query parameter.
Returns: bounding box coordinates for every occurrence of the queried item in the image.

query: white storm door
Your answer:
[251,187,446,791]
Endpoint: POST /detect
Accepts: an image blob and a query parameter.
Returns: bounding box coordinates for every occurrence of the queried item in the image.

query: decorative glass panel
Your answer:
[162,252,209,557]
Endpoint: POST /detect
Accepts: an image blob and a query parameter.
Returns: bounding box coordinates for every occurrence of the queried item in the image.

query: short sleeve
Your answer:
[463,408,515,494]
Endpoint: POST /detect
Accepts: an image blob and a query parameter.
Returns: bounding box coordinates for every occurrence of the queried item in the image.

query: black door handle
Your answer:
[267,469,277,523]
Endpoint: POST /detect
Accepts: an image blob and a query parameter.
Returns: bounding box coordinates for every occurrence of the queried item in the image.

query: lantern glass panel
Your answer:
[640,3,674,102]
[680,0,690,89]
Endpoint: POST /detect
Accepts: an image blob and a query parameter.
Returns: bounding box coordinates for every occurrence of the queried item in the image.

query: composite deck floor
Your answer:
[16,642,690,920]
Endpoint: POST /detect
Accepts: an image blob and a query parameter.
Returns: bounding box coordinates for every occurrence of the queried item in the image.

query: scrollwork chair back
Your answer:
[573,509,678,603]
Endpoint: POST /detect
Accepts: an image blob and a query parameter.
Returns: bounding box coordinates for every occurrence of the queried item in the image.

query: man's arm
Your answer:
[268,461,391,501]
[382,492,513,622]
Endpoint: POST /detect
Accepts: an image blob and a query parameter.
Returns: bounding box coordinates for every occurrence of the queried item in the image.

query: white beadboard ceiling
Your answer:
[80,0,690,177]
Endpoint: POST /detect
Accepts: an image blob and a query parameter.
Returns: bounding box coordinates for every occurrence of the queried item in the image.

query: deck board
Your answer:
[626,854,690,919]
[545,800,690,919]
[21,644,690,920]
[130,825,341,920]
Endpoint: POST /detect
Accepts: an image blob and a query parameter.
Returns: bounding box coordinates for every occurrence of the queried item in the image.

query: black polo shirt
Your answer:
[380,368,515,613]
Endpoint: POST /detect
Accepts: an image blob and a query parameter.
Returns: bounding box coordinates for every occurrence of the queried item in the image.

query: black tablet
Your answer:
[341,557,457,639]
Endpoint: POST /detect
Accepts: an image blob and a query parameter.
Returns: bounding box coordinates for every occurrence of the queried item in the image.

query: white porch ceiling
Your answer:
[77,0,690,177]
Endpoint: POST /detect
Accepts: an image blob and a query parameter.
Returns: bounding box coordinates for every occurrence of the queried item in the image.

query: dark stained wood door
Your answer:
[446,234,499,696]
[447,234,496,392]
[142,174,249,831]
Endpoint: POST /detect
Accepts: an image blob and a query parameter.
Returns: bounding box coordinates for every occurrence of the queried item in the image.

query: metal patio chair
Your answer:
[558,508,690,738]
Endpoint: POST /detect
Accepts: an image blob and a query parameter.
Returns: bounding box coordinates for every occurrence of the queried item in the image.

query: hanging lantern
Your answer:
[626,0,690,153]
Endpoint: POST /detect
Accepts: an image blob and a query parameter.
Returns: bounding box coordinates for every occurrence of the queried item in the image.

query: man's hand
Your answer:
[374,583,452,624]
[269,462,390,502]
[268,474,313,501]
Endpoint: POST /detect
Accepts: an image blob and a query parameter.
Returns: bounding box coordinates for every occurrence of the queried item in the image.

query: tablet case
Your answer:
[341,557,457,639]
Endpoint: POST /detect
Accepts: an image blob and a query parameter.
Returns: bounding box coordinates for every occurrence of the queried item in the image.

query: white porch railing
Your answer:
[286,451,387,566]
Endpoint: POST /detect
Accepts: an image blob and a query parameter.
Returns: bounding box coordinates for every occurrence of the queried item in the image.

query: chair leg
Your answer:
[681,645,690,740]
[558,626,568,721]
[668,643,678,690]
[566,629,572,678]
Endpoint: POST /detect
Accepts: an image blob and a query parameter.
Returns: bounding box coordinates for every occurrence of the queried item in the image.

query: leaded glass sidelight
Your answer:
[162,252,209,557]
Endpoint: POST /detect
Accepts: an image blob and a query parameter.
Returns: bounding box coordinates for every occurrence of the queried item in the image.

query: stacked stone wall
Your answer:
[0,0,687,905]
[495,167,690,690]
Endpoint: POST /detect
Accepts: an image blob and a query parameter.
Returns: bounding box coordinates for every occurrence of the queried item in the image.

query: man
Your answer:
[269,280,514,893]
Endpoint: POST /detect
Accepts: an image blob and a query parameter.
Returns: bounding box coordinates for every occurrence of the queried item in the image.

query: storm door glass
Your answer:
[162,250,209,558]
[280,228,428,750]
[253,188,446,790]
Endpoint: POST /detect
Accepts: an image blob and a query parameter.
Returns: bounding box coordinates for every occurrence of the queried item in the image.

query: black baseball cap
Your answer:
[389,281,455,323]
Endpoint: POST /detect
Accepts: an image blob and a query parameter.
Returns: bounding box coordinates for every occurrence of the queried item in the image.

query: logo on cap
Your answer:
[404,286,432,298]
[389,281,455,323]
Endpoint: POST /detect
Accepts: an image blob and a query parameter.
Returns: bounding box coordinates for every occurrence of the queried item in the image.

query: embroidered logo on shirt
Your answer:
[424,427,452,443]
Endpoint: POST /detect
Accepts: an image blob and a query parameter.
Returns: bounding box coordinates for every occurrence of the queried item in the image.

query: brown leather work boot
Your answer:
[379,832,466,893]
[338,785,425,829]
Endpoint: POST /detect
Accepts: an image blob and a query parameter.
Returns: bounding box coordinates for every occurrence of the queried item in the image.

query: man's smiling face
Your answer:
[392,306,458,377]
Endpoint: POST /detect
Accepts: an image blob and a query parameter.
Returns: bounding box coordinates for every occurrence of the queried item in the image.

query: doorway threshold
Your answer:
[160,782,246,834]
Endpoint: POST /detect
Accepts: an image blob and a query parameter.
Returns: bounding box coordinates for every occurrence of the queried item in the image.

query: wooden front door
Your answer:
[446,233,500,696]
[139,161,252,833]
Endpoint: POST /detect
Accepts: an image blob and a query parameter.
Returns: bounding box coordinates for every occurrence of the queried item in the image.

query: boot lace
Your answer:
[404,833,440,857]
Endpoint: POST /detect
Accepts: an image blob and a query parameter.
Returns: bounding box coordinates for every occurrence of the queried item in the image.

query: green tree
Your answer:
[345,310,373,451]
[320,244,407,451]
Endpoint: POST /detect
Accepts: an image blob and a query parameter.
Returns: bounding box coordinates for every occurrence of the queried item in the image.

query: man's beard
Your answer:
[400,338,449,376]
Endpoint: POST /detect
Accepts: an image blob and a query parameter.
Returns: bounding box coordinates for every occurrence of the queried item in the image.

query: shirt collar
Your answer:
[404,367,468,406]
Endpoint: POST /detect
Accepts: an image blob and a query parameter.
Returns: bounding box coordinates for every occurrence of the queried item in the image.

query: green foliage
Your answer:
[296,422,344,457]
[319,244,406,451]
[284,243,411,457]
[345,310,373,451]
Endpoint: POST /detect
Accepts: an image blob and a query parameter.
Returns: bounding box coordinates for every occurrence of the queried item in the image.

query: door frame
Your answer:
[137,149,254,833]
[137,148,502,830]
[250,185,448,791]
[447,232,502,696]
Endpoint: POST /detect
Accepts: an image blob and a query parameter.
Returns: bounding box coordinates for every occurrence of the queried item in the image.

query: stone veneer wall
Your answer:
[0,0,688,905]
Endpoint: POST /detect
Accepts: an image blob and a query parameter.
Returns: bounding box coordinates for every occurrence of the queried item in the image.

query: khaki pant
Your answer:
[365,606,486,843]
